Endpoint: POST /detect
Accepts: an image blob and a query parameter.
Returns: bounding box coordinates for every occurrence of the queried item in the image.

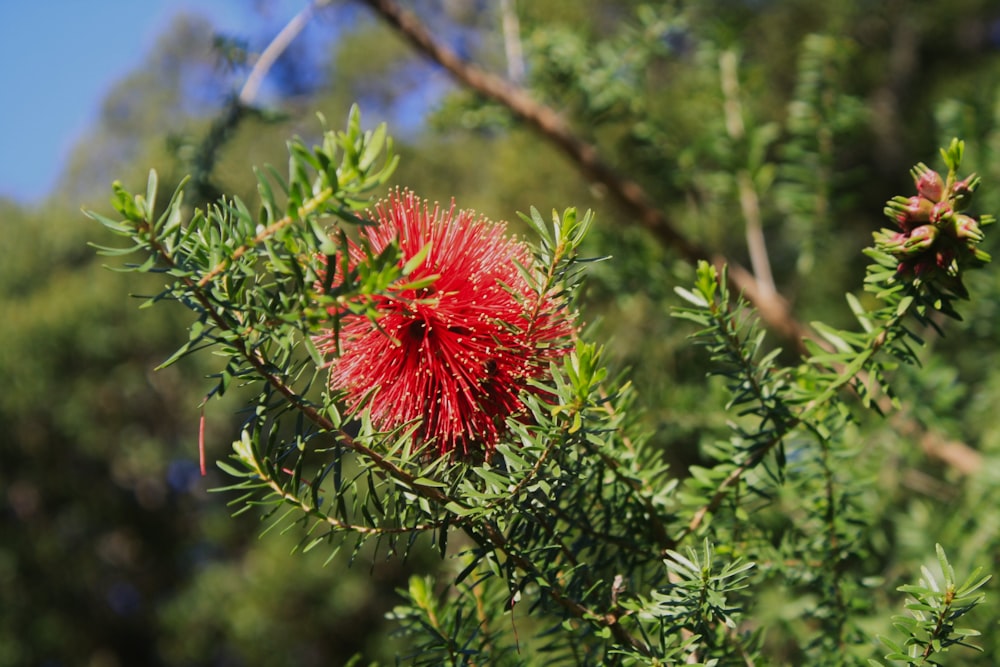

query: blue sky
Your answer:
[0,1,292,205]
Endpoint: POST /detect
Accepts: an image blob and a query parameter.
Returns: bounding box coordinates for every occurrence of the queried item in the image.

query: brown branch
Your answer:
[355,0,809,354]
[498,0,524,83]
[719,50,777,299]
[893,413,983,476]
[353,0,984,477]
[240,0,332,105]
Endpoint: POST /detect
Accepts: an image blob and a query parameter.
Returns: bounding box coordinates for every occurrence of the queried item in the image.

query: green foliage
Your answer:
[91,88,996,665]
[663,138,995,661]
[873,545,991,666]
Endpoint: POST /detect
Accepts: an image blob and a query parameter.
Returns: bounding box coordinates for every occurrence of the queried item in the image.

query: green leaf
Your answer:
[359,123,388,172]
[518,206,551,245]
[811,321,856,354]
[144,169,158,219]
[675,286,709,308]
[85,209,133,234]
[395,274,440,291]
[308,216,338,255]
[401,241,431,276]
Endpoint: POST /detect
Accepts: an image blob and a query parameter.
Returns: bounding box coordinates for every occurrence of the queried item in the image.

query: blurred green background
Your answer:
[5,1,1000,664]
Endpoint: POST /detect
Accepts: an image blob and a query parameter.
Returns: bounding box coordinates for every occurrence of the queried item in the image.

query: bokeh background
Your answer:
[4,1,1000,665]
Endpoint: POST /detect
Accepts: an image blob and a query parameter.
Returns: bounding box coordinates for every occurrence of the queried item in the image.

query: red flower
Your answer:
[315,190,573,457]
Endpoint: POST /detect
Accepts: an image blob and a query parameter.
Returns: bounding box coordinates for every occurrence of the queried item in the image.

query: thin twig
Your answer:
[240,0,331,105]
[498,0,524,83]
[719,50,777,299]
[197,185,333,287]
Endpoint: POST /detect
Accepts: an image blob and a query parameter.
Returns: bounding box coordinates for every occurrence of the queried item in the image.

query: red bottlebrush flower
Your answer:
[315,190,574,458]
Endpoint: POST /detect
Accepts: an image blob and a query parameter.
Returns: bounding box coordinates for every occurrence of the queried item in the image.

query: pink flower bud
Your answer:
[914,168,945,202]
[950,174,980,210]
[885,195,933,229]
[879,231,910,254]
[931,201,953,224]
[905,224,939,253]
[950,175,978,197]
[879,225,939,257]
[951,214,983,242]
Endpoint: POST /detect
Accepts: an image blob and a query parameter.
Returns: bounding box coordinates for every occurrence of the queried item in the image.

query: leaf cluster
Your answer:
[873,545,991,666]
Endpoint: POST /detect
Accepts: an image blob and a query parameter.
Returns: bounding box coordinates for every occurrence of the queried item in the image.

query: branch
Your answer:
[719,50,777,299]
[187,0,331,202]
[471,519,653,656]
[498,0,524,83]
[197,185,333,287]
[353,0,986,479]
[354,0,809,354]
[240,0,332,105]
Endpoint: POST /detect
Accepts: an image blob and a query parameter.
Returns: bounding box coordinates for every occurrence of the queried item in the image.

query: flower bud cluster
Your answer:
[877,163,991,280]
